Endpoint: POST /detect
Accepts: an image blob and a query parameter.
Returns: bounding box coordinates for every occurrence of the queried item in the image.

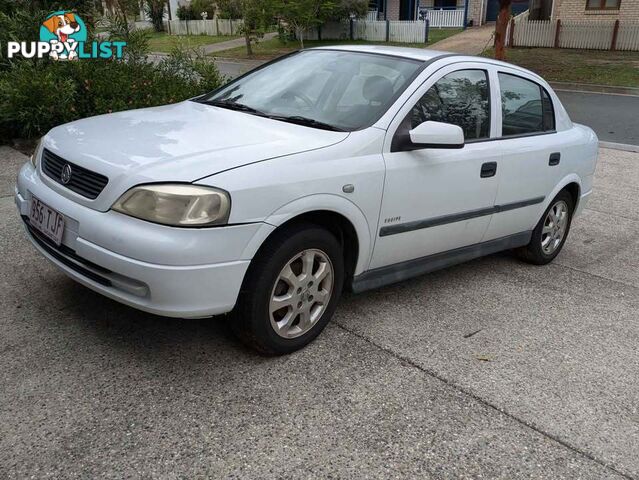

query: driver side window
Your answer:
[411,69,490,141]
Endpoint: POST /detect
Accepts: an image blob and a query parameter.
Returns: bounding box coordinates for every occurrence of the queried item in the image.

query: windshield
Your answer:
[196,50,423,132]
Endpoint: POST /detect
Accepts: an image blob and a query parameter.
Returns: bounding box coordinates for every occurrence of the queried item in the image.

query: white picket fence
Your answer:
[306,20,432,43]
[366,10,379,21]
[354,20,387,41]
[512,19,556,47]
[617,22,639,51]
[507,17,639,51]
[388,21,429,42]
[161,19,244,36]
[560,21,615,49]
[421,9,465,28]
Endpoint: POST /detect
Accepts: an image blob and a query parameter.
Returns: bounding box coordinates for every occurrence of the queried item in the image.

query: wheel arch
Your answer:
[545,174,582,213]
[562,181,581,210]
[241,194,372,281]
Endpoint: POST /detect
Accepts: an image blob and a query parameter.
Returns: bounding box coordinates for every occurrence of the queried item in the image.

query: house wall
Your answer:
[553,0,639,21]
[468,0,485,25]
[419,0,465,7]
[387,0,467,20]
[387,0,401,19]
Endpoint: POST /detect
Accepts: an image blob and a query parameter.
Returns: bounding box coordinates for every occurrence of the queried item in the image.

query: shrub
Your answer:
[190,0,217,19]
[176,5,196,20]
[0,62,77,140]
[0,4,225,143]
[0,51,224,142]
[177,0,216,20]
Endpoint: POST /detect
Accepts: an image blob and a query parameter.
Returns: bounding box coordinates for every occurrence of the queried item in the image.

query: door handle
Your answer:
[549,152,561,166]
[480,162,497,178]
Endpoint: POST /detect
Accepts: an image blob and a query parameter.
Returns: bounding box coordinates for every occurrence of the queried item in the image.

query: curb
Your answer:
[599,141,639,153]
[550,81,639,97]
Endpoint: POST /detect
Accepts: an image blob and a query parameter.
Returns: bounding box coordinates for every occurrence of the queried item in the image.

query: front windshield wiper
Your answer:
[200,99,266,116]
[199,100,345,132]
[267,115,346,132]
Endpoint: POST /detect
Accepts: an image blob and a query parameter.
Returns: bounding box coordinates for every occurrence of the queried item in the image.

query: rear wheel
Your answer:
[517,190,574,265]
[231,223,344,355]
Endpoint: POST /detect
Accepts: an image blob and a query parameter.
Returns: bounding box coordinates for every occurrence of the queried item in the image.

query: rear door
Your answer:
[482,68,562,241]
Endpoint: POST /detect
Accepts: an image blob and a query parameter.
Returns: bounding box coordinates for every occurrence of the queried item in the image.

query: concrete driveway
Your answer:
[1,146,637,479]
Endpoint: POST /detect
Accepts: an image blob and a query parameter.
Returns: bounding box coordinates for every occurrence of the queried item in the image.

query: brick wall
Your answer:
[468,0,485,25]
[387,0,401,19]
[553,0,639,21]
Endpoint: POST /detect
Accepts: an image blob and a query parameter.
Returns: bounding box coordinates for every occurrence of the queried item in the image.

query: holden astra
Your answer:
[16,46,598,354]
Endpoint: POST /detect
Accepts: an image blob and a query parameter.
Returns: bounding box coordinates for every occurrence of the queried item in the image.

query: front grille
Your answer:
[22,216,113,287]
[42,149,109,200]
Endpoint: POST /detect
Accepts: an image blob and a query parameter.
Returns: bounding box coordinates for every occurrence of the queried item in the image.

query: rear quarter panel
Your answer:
[548,123,598,214]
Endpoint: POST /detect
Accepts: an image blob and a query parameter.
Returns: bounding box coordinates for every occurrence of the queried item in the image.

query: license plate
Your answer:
[29,196,65,246]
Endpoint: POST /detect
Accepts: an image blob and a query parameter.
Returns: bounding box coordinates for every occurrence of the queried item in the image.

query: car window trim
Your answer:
[465,130,558,144]
[391,67,492,152]
[540,84,556,131]
[497,71,556,138]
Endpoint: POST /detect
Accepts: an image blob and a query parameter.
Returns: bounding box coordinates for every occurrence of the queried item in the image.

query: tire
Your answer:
[517,190,574,265]
[230,223,345,355]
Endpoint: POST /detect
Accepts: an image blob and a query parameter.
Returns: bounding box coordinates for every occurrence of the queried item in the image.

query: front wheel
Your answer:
[231,224,344,355]
[517,190,574,265]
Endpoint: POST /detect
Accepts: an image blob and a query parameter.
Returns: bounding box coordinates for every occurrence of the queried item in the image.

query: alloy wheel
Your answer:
[269,249,334,339]
[541,200,569,255]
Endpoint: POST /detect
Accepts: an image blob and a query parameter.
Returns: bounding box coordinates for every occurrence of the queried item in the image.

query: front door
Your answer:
[370,64,501,270]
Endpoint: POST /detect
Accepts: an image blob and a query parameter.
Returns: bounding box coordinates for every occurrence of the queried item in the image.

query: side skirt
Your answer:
[350,231,532,294]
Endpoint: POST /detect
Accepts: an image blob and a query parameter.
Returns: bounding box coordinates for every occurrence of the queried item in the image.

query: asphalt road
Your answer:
[556,90,639,146]
[1,145,638,479]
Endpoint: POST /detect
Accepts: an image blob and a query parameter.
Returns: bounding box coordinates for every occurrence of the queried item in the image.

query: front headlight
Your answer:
[112,184,231,227]
[30,138,42,168]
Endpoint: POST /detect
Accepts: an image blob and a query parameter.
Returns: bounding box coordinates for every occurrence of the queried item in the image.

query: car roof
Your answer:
[310,44,449,61]
[309,45,546,83]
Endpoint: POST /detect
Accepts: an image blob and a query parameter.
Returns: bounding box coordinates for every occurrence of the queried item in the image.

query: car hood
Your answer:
[42,101,348,211]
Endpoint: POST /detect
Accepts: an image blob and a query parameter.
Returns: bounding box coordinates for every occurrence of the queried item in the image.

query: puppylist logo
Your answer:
[6,11,126,60]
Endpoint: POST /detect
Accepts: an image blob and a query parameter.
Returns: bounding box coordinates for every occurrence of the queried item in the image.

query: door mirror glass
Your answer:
[409,121,465,149]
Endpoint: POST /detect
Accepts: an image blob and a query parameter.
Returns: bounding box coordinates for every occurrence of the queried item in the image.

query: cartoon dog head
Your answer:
[42,13,80,43]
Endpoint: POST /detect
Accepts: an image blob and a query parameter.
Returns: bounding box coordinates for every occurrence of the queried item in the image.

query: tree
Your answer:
[330,0,368,21]
[145,0,166,32]
[273,0,367,49]
[218,0,274,56]
[274,0,335,49]
[103,0,141,25]
[493,0,511,60]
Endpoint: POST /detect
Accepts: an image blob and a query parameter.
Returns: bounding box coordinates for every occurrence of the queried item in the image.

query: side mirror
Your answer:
[409,121,464,149]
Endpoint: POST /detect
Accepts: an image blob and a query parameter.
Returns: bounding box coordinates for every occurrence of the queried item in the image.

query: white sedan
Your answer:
[16,46,598,354]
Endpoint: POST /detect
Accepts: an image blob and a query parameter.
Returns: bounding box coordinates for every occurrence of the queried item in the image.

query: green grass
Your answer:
[212,29,462,60]
[147,32,240,54]
[482,47,639,88]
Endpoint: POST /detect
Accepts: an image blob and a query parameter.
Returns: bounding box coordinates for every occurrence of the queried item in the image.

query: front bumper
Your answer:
[15,163,274,318]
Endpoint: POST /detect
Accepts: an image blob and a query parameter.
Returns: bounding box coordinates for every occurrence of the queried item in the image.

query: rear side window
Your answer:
[411,69,490,141]
[499,73,555,136]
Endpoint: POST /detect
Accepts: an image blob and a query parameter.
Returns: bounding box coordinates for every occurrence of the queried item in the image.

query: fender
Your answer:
[544,173,583,214]
[240,193,373,276]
